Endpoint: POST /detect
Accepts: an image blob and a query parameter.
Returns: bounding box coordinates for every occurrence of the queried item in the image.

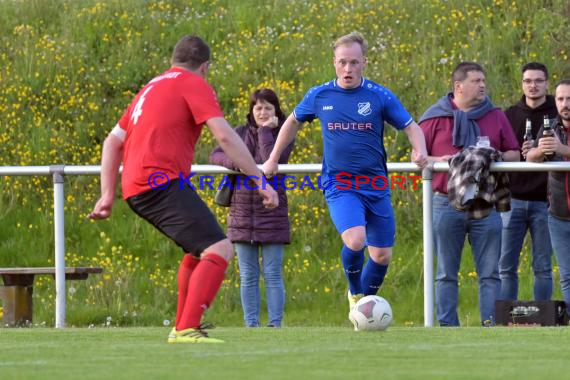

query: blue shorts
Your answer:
[325,190,395,248]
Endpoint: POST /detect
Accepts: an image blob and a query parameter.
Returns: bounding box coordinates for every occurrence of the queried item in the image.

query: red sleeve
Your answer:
[183,78,224,125]
[419,119,436,155]
[117,103,132,130]
[498,112,520,151]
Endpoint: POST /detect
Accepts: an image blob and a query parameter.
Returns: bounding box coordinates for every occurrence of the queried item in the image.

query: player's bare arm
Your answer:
[263,113,303,178]
[207,116,278,209]
[88,130,124,220]
[403,122,428,168]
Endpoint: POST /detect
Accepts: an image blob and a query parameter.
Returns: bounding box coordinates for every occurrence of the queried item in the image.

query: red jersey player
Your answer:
[89,35,278,343]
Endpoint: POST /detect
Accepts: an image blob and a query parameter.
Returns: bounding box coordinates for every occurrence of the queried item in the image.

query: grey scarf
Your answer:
[419,92,497,148]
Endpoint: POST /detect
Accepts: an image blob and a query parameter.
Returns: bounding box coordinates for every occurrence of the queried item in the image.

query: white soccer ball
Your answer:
[349,295,393,331]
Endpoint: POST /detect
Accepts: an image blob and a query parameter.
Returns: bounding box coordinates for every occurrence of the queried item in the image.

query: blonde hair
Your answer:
[333,32,368,56]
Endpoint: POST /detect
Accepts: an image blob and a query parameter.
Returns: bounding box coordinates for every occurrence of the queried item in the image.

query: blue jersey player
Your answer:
[263,32,428,329]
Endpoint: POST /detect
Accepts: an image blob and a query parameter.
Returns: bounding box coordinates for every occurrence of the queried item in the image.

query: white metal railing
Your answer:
[1,161,570,328]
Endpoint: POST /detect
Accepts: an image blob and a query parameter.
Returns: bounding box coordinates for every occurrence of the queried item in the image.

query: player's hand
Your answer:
[411,149,428,168]
[87,196,114,220]
[521,140,534,158]
[257,184,279,209]
[262,159,279,179]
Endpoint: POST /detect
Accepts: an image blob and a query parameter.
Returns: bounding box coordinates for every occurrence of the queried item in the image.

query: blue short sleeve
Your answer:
[381,88,413,130]
[294,87,318,123]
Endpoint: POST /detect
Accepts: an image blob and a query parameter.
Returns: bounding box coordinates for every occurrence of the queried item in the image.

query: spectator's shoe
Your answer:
[167,323,223,344]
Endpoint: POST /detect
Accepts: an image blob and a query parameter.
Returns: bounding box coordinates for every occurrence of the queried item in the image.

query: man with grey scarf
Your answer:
[419,62,520,327]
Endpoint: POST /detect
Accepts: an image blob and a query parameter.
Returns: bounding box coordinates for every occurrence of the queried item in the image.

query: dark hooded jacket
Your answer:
[534,117,570,220]
[504,95,558,201]
[209,123,294,243]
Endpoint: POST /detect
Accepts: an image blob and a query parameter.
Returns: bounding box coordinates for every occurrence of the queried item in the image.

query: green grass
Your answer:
[1,326,569,380]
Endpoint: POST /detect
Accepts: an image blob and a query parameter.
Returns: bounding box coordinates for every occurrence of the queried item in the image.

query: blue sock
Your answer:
[361,259,388,296]
[341,245,364,295]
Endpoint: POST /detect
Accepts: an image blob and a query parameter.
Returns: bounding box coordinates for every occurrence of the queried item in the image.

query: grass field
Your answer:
[1,326,569,380]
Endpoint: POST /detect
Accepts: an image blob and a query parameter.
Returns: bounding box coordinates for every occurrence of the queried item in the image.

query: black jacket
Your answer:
[534,117,570,220]
[504,95,558,201]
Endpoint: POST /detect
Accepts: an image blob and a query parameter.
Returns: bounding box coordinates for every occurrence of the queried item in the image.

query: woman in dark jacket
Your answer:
[210,88,294,327]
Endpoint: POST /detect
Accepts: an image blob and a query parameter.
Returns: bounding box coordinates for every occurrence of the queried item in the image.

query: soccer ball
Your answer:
[349,295,393,331]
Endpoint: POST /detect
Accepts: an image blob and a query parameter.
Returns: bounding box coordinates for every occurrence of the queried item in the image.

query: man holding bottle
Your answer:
[527,79,570,316]
[500,62,558,302]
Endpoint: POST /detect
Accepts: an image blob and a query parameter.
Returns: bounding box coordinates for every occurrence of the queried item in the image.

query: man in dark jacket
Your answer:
[527,79,570,316]
[500,62,557,301]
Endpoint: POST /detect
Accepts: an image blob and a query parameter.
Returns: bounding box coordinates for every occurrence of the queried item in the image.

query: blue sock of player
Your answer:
[341,245,364,295]
[361,258,388,296]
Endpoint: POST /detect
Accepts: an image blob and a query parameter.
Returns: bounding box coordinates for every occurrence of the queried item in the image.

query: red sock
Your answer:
[178,253,228,330]
[175,254,200,330]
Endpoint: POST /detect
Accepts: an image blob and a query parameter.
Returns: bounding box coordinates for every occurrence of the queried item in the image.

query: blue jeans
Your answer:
[548,215,570,314]
[235,243,285,327]
[433,195,502,326]
[499,199,553,300]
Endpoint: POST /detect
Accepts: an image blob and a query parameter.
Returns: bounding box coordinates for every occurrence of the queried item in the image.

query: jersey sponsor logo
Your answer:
[322,105,334,111]
[327,122,372,131]
[357,102,372,116]
[148,71,182,84]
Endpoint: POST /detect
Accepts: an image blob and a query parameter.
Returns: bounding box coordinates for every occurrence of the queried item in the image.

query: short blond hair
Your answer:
[333,32,368,56]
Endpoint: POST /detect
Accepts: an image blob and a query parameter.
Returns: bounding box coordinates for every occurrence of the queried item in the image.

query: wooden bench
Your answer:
[0,267,103,327]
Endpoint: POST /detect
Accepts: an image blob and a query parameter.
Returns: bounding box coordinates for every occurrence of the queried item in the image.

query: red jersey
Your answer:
[117,68,223,199]
[420,101,519,194]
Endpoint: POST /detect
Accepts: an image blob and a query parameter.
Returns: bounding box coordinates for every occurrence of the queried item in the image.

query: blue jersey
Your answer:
[294,78,413,195]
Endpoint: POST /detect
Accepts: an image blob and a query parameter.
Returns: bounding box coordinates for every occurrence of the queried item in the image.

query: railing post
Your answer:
[50,165,66,328]
[422,163,435,327]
